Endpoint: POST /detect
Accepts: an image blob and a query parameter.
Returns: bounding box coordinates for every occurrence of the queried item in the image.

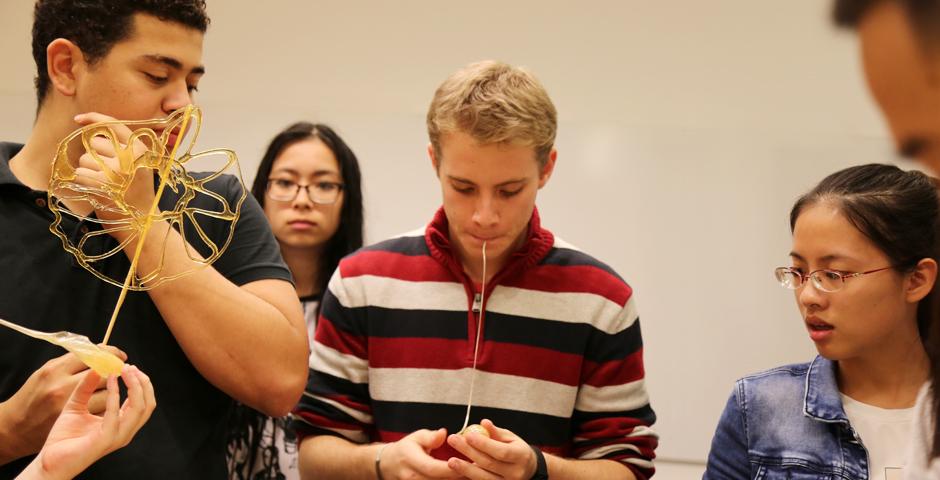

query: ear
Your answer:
[46,38,85,98]
[906,258,938,303]
[537,148,557,189]
[428,143,440,177]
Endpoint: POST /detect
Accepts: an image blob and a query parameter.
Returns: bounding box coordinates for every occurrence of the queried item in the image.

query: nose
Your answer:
[292,186,314,209]
[797,277,826,310]
[472,193,498,228]
[163,80,195,114]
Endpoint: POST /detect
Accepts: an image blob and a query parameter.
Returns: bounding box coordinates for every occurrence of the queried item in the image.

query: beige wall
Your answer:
[0,0,900,468]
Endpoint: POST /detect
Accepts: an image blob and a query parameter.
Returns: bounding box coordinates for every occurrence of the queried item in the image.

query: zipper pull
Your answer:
[472,293,482,313]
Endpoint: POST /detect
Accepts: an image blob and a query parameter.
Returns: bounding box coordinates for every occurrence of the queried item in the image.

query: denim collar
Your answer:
[803,355,849,424]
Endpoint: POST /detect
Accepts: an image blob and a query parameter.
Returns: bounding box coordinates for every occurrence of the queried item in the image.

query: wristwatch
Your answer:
[529,445,548,479]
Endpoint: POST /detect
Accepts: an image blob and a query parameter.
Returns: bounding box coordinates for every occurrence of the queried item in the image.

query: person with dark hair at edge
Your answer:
[703,164,938,480]
[832,1,940,477]
[292,60,657,480]
[0,1,309,478]
[227,122,364,480]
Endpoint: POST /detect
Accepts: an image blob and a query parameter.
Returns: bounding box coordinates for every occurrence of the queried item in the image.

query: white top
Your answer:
[904,382,940,480]
[840,394,914,480]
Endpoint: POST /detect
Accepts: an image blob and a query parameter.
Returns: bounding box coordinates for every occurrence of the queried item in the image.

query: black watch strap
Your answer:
[529,445,548,479]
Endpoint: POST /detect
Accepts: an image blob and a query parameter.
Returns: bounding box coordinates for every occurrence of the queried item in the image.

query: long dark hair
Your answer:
[250,121,364,300]
[789,163,940,456]
[228,122,364,479]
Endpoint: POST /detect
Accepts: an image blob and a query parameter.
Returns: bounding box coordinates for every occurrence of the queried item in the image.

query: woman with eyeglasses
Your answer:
[227,122,364,480]
[703,164,939,480]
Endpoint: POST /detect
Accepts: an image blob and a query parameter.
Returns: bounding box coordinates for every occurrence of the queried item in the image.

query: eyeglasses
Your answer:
[266,178,344,205]
[773,266,895,293]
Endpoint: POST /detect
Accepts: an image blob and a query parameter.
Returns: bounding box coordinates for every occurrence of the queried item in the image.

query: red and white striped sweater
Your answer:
[292,207,658,479]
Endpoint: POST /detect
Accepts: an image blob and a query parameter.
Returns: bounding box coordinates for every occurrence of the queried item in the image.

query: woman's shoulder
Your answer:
[731,361,814,407]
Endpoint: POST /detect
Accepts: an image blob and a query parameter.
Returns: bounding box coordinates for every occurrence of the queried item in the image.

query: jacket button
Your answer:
[34,197,46,208]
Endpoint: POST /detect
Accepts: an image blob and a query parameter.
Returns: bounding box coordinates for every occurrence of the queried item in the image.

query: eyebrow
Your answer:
[142,54,206,76]
[448,175,527,188]
[788,252,853,263]
[271,167,339,177]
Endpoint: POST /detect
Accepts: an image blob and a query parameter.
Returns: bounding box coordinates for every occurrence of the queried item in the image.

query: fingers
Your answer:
[480,419,516,443]
[65,370,101,409]
[99,345,128,362]
[116,365,155,444]
[101,373,121,438]
[86,389,109,415]
[386,430,463,479]
[446,421,534,480]
[413,428,448,451]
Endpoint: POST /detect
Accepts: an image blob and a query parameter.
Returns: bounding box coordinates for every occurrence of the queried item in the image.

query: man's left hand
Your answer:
[446,419,538,480]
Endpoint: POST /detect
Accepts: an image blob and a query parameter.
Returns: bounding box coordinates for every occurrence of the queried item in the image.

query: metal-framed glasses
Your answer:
[773,266,895,293]
[266,178,344,205]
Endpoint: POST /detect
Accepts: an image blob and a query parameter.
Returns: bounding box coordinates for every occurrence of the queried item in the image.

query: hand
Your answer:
[18,365,155,480]
[0,347,127,461]
[446,420,537,480]
[380,428,465,480]
[72,112,157,237]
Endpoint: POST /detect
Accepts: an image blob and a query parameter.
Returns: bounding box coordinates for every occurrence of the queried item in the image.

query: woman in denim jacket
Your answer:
[704,164,939,480]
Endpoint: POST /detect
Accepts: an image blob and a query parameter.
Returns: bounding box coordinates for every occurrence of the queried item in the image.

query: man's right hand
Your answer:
[379,428,465,480]
[0,346,126,464]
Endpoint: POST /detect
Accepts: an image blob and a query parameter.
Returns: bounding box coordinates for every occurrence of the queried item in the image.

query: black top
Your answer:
[0,142,292,479]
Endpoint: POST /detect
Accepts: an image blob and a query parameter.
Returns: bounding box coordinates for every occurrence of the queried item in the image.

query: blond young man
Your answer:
[293,61,658,480]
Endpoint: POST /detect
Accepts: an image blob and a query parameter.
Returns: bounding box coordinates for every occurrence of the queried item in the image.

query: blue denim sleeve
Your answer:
[702,383,750,480]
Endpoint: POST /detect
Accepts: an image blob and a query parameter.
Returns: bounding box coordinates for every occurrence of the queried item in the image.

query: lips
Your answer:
[805,316,834,342]
[288,220,317,230]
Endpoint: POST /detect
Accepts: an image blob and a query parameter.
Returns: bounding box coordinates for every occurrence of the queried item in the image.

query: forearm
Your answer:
[0,402,31,465]
[546,455,637,480]
[125,221,307,415]
[299,435,381,480]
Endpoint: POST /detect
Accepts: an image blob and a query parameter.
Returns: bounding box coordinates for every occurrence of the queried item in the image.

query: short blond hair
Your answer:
[426,60,557,167]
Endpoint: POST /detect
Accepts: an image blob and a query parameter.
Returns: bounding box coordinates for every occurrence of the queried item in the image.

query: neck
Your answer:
[837,325,928,409]
[280,244,322,298]
[10,102,80,191]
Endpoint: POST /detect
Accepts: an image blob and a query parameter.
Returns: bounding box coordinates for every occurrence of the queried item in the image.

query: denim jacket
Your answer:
[703,356,869,480]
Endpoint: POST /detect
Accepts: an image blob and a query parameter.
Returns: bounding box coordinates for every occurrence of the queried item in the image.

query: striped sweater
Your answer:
[292,207,658,479]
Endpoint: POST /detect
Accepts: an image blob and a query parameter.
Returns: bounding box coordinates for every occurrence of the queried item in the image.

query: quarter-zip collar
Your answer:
[424,205,555,295]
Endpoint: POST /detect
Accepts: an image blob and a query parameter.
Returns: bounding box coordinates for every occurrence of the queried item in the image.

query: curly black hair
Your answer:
[31,0,210,106]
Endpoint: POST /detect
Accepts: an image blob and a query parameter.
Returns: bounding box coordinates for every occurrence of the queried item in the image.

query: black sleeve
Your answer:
[181,172,293,286]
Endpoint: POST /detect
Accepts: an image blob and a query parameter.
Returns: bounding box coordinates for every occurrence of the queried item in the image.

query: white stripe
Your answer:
[552,237,582,251]
[370,368,577,418]
[332,274,639,335]
[310,342,369,384]
[579,443,640,460]
[391,227,425,239]
[624,458,655,469]
[335,275,468,311]
[573,425,657,444]
[575,379,650,413]
[303,390,374,425]
[487,287,638,334]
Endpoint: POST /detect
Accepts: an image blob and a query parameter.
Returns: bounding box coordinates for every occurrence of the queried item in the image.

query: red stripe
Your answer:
[293,410,363,432]
[581,349,646,387]
[501,264,632,306]
[341,250,454,282]
[369,337,584,386]
[315,316,368,359]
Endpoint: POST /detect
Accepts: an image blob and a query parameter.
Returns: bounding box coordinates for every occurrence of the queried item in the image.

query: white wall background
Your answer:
[0,1,906,476]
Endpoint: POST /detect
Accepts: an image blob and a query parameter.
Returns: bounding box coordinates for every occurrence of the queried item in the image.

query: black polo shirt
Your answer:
[0,142,292,479]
